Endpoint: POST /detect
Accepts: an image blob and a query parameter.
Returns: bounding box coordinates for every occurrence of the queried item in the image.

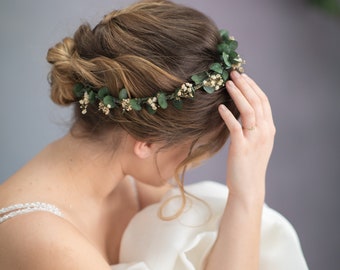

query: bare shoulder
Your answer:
[0,212,111,270]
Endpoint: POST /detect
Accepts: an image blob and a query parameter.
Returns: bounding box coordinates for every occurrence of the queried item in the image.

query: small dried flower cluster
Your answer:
[147,97,158,111]
[232,57,245,73]
[121,99,133,112]
[203,74,224,91]
[79,92,90,114]
[177,83,194,98]
[99,101,111,115]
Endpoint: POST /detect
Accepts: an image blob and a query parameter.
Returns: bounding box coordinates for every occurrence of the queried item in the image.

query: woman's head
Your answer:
[46,0,240,183]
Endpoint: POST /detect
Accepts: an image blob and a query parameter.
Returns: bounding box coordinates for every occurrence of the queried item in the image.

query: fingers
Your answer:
[240,73,274,125]
[225,80,256,131]
[230,71,264,123]
[227,71,273,129]
[218,104,243,140]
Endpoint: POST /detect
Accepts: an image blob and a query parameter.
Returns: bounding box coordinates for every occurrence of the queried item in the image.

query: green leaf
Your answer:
[222,52,230,66]
[73,83,84,97]
[219,29,229,41]
[146,105,157,114]
[229,40,238,51]
[218,43,230,54]
[98,87,109,99]
[229,51,238,60]
[88,91,96,104]
[119,88,128,100]
[191,72,206,84]
[222,70,229,81]
[130,99,142,111]
[203,85,215,94]
[157,93,168,109]
[230,54,241,64]
[172,99,183,110]
[209,63,223,74]
[103,96,115,108]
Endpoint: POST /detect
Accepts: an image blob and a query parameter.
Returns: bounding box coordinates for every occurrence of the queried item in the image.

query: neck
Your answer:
[47,131,128,201]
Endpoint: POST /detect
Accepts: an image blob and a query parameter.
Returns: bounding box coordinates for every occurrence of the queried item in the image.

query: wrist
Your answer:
[227,190,265,211]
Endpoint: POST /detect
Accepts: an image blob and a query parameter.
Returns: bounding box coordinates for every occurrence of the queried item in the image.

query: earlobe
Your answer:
[134,141,153,159]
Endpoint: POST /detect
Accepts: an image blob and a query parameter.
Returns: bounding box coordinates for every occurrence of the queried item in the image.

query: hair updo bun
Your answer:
[47,23,105,106]
[47,37,77,105]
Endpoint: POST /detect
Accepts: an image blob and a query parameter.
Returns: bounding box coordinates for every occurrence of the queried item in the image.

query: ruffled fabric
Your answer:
[111,181,308,270]
[111,262,150,270]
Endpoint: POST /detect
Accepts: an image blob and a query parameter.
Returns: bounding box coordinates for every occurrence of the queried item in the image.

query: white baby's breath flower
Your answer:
[121,99,132,111]
[177,83,194,98]
[79,91,90,114]
[98,101,110,115]
[147,97,158,111]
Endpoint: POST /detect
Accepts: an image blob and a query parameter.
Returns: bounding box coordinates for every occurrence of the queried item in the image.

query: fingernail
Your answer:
[226,80,234,88]
[219,104,228,112]
[232,71,240,78]
[241,73,248,78]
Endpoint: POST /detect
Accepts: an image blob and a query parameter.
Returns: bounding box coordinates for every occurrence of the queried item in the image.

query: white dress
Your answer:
[0,181,309,269]
[111,181,309,270]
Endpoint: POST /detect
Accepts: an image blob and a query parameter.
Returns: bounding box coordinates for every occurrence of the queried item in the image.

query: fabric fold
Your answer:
[113,181,308,270]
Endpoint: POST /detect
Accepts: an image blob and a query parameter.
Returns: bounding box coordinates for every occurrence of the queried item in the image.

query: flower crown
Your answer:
[73,30,245,115]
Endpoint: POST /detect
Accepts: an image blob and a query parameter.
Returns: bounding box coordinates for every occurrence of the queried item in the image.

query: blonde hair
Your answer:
[47,0,239,217]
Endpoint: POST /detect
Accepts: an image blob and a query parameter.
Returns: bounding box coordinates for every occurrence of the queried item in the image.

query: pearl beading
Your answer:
[0,202,62,224]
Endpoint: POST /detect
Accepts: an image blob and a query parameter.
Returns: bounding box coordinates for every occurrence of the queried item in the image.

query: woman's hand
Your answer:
[205,72,275,270]
[218,71,276,202]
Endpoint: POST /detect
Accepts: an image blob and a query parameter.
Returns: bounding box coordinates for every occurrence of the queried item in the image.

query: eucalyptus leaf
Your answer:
[172,99,183,110]
[209,63,223,74]
[203,85,215,94]
[73,83,84,97]
[219,29,229,41]
[229,40,238,51]
[103,96,115,108]
[146,105,157,114]
[157,93,168,109]
[119,88,128,100]
[222,70,229,81]
[88,91,96,104]
[222,52,231,67]
[218,43,230,54]
[191,72,206,84]
[229,51,238,60]
[130,99,142,111]
[98,87,109,99]
[230,54,241,64]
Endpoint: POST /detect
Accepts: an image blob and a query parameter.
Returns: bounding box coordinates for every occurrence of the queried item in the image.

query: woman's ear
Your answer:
[133,141,153,159]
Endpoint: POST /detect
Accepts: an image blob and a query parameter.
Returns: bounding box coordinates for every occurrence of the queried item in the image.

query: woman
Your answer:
[0,0,308,269]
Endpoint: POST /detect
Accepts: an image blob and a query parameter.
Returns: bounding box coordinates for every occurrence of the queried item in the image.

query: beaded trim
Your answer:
[0,202,62,224]
[73,29,245,115]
